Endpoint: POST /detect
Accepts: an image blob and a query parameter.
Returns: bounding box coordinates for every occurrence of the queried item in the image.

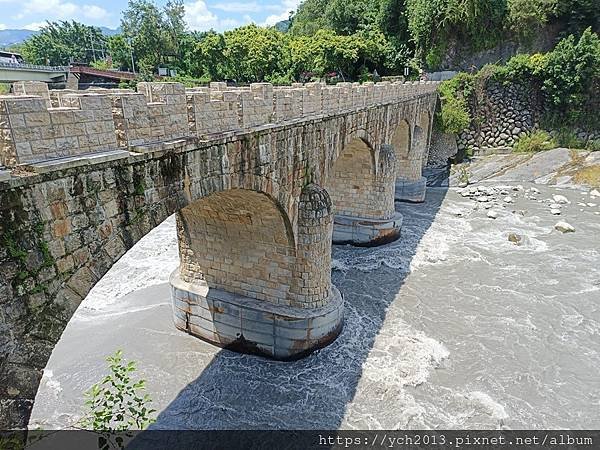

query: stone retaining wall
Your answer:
[455,80,600,154]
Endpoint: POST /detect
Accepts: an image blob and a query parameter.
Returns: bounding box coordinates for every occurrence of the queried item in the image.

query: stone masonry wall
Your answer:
[326,137,396,221]
[456,81,540,153]
[177,190,297,307]
[0,94,117,167]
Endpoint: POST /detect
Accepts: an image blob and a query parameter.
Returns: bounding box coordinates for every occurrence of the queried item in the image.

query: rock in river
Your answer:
[554,221,575,233]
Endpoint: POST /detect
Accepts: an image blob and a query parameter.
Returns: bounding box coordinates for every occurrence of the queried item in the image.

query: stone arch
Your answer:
[327,137,379,219]
[326,136,401,245]
[175,188,297,306]
[171,183,342,360]
[391,119,411,176]
[398,125,426,181]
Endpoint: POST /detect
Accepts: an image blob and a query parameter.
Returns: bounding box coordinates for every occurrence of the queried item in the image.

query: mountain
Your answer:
[0,27,120,48]
[274,20,291,33]
[99,27,121,36]
[0,29,36,47]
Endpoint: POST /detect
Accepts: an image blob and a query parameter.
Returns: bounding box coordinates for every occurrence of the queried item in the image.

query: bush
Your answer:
[541,28,600,125]
[587,140,600,152]
[437,73,475,134]
[513,130,556,152]
[553,128,586,149]
[80,350,156,432]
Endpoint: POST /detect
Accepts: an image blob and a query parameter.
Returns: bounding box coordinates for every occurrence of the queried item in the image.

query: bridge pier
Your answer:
[170,184,344,360]
[393,113,431,203]
[328,139,402,246]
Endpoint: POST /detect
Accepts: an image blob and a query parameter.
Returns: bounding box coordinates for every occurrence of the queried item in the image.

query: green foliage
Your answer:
[407,0,507,65]
[513,130,556,152]
[586,140,600,152]
[553,128,586,148]
[541,28,600,125]
[108,35,135,72]
[80,350,156,432]
[507,0,557,37]
[120,0,186,74]
[0,83,10,94]
[90,59,112,70]
[437,73,474,134]
[165,74,210,87]
[191,32,227,81]
[445,29,599,135]
[22,21,106,66]
[222,25,290,82]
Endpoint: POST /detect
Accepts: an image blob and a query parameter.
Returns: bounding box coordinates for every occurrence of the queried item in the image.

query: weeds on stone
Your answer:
[513,130,555,153]
[573,166,600,188]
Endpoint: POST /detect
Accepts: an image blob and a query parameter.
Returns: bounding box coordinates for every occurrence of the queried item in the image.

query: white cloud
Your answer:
[261,0,300,26]
[185,0,253,31]
[185,0,219,30]
[12,0,111,25]
[0,24,6,30]
[211,2,261,13]
[263,11,288,26]
[21,0,78,16]
[82,5,109,20]
[23,21,47,30]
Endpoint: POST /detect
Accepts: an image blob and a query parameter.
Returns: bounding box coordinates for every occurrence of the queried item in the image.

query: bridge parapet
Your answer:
[0,80,439,169]
[0,92,117,166]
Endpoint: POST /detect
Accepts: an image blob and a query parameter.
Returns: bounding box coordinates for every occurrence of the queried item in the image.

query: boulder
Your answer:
[554,221,575,233]
[508,233,523,245]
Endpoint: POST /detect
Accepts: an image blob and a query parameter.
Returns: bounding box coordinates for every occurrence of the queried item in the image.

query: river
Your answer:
[29,178,600,430]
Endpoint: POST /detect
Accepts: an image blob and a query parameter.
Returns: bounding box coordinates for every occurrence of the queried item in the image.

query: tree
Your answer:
[120,0,187,74]
[289,0,330,35]
[22,21,106,66]
[222,25,290,82]
[541,28,600,122]
[191,32,227,80]
[108,35,134,71]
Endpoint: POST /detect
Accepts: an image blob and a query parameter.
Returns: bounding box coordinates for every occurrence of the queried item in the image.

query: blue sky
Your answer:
[0,0,300,31]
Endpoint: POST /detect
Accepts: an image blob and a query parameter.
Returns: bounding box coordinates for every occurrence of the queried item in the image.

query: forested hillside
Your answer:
[10,0,600,83]
[290,0,599,70]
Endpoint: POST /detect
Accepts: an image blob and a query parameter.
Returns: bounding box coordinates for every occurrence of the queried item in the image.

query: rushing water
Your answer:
[30,183,600,430]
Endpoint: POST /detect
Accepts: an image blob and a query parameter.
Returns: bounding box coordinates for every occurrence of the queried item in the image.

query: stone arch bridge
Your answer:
[0,80,438,428]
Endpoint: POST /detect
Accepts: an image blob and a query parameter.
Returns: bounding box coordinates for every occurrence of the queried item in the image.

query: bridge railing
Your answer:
[0,62,69,72]
[0,80,439,168]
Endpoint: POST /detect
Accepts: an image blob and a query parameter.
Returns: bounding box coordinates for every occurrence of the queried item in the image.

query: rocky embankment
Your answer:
[457,82,537,153]
[445,147,600,245]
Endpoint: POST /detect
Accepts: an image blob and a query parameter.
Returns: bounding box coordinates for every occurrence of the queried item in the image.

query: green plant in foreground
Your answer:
[553,128,587,149]
[80,350,156,433]
[513,130,556,153]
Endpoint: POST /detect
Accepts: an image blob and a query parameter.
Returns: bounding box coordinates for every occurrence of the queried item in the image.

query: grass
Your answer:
[573,165,600,187]
[513,130,555,153]
[586,140,600,152]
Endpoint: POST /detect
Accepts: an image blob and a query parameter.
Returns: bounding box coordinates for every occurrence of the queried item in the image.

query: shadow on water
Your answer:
[133,183,449,443]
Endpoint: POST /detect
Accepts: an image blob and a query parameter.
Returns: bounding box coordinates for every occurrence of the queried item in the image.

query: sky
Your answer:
[0,0,300,32]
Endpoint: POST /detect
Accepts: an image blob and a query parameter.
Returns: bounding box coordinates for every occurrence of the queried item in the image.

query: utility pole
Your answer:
[90,32,97,62]
[128,38,136,74]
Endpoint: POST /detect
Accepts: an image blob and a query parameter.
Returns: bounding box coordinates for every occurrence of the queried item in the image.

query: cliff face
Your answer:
[439,23,563,71]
